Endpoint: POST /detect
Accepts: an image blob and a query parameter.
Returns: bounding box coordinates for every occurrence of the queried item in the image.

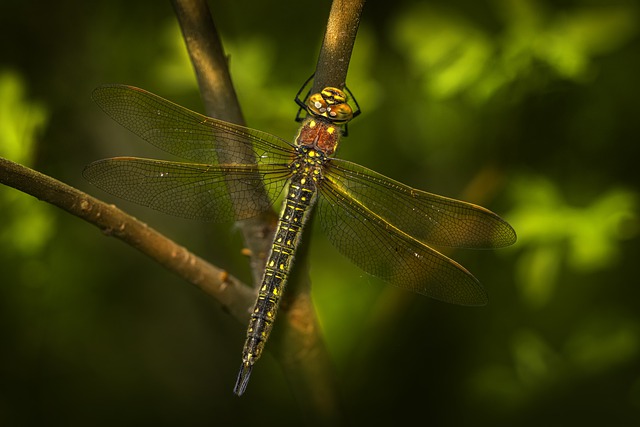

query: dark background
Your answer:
[1,0,639,425]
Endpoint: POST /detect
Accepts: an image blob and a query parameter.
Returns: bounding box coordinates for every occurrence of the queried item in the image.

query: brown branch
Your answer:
[171,1,353,419]
[171,0,365,418]
[2,0,365,420]
[271,224,345,424]
[311,0,366,93]
[270,0,365,421]
[171,0,365,417]
[171,0,245,125]
[172,0,277,287]
[0,1,367,422]
[0,157,255,322]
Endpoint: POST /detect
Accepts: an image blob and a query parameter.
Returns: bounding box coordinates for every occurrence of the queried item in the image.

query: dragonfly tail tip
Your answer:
[233,362,253,396]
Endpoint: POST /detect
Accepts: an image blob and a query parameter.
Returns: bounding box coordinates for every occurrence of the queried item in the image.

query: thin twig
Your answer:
[171,1,346,419]
[171,0,245,125]
[271,0,365,422]
[172,0,277,288]
[311,0,366,93]
[171,1,352,419]
[172,0,364,419]
[1,0,365,421]
[173,0,362,425]
[0,157,255,321]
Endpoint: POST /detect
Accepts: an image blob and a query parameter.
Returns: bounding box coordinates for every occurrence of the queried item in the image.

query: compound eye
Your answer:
[327,102,353,123]
[321,87,347,105]
[306,93,328,116]
[306,87,353,122]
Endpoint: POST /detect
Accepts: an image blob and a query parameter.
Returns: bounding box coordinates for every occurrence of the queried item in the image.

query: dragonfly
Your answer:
[83,84,516,396]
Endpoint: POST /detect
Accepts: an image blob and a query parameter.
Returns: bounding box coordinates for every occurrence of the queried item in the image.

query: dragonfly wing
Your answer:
[83,157,290,221]
[92,85,295,165]
[317,180,488,306]
[324,159,516,249]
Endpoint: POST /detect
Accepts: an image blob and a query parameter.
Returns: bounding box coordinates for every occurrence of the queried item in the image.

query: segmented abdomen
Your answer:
[239,171,318,368]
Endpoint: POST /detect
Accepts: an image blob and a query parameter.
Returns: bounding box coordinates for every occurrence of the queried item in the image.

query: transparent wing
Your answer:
[83,157,291,221]
[91,85,296,165]
[324,159,516,249]
[317,180,487,305]
[87,85,297,221]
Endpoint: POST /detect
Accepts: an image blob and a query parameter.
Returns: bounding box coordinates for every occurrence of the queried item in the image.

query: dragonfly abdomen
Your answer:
[234,170,319,395]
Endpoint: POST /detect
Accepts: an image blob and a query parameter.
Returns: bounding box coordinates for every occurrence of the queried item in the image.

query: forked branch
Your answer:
[0,0,365,423]
[172,0,364,422]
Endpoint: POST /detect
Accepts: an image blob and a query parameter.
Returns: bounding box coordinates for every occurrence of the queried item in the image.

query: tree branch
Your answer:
[173,0,364,422]
[311,0,366,93]
[172,0,245,125]
[1,0,366,421]
[170,2,358,420]
[0,157,255,321]
[171,0,365,419]
[172,0,278,288]
[271,0,365,422]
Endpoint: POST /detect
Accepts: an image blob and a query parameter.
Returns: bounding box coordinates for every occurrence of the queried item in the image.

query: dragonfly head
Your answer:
[306,87,353,124]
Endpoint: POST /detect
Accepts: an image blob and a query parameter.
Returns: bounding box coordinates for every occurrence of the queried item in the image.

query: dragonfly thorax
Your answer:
[291,145,326,185]
[295,117,342,156]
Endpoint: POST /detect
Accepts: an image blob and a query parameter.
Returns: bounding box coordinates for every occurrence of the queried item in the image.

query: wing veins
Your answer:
[83,157,290,221]
[319,176,487,305]
[93,85,296,165]
[326,159,516,248]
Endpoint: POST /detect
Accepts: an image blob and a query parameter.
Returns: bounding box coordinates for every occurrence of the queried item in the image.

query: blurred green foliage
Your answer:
[0,71,48,164]
[509,176,637,306]
[0,72,54,256]
[393,1,638,101]
[0,0,639,426]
